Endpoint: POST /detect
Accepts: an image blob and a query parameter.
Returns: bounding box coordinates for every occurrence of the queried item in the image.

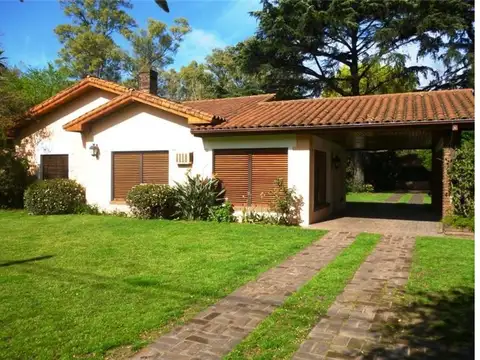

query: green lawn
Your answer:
[368,237,474,359]
[0,211,325,360]
[398,193,412,203]
[225,233,381,360]
[346,192,393,202]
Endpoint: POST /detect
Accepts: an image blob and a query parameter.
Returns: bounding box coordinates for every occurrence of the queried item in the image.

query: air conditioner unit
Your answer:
[176,152,193,165]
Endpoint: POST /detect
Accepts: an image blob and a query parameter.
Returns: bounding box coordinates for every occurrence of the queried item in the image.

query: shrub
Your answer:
[347,179,374,193]
[268,178,304,225]
[443,215,474,232]
[174,172,224,220]
[126,184,176,219]
[0,149,32,208]
[76,203,101,215]
[24,179,86,215]
[449,139,474,218]
[208,200,236,223]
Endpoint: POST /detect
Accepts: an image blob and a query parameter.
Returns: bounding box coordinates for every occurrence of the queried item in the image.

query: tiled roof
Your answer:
[183,94,276,119]
[29,76,129,117]
[189,89,474,133]
[63,90,224,132]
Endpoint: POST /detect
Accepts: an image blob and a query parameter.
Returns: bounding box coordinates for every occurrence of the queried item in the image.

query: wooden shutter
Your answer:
[142,152,169,184]
[251,149,288,206]
[112,153,141,200]
[213,150,249,206]
[42,155,68,179]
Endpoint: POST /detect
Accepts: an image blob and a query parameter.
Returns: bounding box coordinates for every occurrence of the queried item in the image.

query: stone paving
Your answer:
[292,233,416,360]
[131,231,357,360]
[408,193,425,205]
[385,194,403,203]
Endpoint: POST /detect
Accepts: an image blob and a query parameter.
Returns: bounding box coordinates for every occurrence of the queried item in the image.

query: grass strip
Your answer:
[423,194,432,204]
[398,194,412,203]
[346,192,393,203]
[224,233,381,360]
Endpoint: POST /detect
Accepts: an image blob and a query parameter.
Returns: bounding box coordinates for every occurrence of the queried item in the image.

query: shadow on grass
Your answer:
[364,287,474,359]
[342,202,440,222]
[0,255,54,267]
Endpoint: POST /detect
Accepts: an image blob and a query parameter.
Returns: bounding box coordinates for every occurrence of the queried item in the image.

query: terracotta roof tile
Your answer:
[189,89,474,133]
[63,90,223,132]
[29,76,129,117]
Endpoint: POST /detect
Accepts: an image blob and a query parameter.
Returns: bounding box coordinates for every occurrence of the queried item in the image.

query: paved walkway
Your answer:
[385,193,403,203]
[408,193,425,205]
[293,233,416,360]
[131,231,357,360]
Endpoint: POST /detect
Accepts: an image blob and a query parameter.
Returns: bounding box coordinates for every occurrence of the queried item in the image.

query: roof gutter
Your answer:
[191,119,475,136]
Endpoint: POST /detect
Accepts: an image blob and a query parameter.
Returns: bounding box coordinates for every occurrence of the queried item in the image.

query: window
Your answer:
[313,150,327,210]
[112,151,168,200]
[41,154,69,180]
[213,149,288,207]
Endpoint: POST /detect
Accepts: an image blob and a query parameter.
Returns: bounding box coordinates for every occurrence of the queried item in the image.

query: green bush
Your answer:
[443,215,474,232]
[268,178,304,225]
[208,200,236,223]
[449,139,474,217]
[126,184,176,219]
[24,179,86,215]
[76,203,101,215]
[174,172,224,220]
[0,149,33,208]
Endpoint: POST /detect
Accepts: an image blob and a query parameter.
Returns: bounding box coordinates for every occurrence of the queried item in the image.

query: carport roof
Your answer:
[190,89,474,134]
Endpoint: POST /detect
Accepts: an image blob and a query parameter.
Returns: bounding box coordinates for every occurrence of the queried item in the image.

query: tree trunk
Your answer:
[353,151,364,185]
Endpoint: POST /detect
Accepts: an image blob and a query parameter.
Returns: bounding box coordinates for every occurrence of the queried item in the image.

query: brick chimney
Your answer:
[138,68,158,95]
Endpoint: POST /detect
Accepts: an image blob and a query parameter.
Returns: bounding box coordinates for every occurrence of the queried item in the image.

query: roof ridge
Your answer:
[184,93,276,103]
[259,89,474,105]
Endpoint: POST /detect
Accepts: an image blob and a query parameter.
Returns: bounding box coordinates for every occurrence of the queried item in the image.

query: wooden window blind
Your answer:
[213,148,288,207]
[41,154,69,180]
[313,150,327,210]
[112,151,168,200]
[213,150,250,206]
[251,149,288,206]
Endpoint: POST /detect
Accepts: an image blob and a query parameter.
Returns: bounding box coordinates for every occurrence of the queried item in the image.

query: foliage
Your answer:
[389,0,474,89]
[0,211,323,359]
[323,62,418,97]
[0,49,6,70]
[346,178,374,193]
[24,179,86,215]
[125,18,190,83]
[75,203,101,215]
[449,139,474,217]
[268,178,304,225]
[126,184,176,219]
[157,40,276,101]
[0,63,72,142]
[0,149,32,208]
[158,61,216,101]
[241,208,278,225]
[244,0,429,98]
[208,200,236,223]
[442,215,474,232]
[54,0,136,80]
[174,172,224,221]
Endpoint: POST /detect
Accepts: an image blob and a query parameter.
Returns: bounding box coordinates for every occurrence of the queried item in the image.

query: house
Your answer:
[15,69,474,225]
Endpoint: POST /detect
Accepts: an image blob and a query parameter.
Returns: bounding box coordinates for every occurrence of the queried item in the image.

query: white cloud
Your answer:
[172,28,227,69]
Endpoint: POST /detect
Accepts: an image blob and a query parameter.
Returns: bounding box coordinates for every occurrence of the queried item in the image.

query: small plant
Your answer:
[241,207,277,225]
[174,172,224,221]
[24,179,86,215]
[268,178,304,226]
[208,200,237,223]
[443,215,474,232]
[76,203,101,215]
[126,184,176,219]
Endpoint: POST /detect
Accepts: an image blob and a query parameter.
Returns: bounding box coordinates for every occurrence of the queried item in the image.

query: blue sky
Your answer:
[0,0,440,85]
[0,0,261,70]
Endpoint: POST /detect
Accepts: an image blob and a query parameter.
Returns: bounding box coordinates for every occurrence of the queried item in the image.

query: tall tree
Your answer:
[125,18,190,85]
[386,0,474,89]
[323,62,418,97]
[55,0,136,81]
[158,62,216,101]
[244,0,429,98]
[0,49,6,71]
